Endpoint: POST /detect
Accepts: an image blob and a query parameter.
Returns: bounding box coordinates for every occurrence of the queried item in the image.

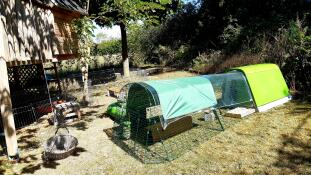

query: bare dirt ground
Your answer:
[1,71,310,175]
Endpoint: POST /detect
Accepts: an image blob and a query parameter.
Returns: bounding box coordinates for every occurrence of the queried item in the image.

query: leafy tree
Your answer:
[89,0,179,77]
[72,16,95,103]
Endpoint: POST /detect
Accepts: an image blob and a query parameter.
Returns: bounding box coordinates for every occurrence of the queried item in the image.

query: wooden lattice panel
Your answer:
[8,64,48,107]
[18,65,40,88]
[7,67,15,82]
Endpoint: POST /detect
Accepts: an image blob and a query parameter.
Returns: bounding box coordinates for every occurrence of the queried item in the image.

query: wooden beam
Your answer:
[0,13,18,159]
[0,59,18,159]
[6,59,52,67]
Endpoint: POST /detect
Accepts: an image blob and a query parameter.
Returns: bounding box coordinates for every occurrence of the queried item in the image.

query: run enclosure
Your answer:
[110,63,290,163]
[113,71,255,163]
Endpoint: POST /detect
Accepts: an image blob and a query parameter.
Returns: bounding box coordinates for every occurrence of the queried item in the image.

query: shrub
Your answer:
[264,19,311,91]
[192,50,223,73]
[96,39,121,55]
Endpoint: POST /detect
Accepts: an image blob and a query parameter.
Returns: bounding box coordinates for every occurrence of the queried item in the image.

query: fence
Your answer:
[0,98,54,133]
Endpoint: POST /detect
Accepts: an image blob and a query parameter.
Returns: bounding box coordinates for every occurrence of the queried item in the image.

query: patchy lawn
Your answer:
[1,71,310,175]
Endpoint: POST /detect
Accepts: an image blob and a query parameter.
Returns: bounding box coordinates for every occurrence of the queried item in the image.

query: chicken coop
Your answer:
[108,63,290,163]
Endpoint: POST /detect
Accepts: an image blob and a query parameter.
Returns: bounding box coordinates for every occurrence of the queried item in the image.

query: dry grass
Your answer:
[0,71,310,175]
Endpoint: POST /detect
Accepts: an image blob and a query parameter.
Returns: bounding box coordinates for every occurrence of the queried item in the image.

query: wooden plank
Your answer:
[16,0,26,61]
[32,5,40,61]
[54,54,77,60]
[53,16,79,56]
[43,9,53,61]
[54,20,73,38]
[40,7,53,61]
[46,9,55,58]
[26,2,34,60]
[6,59,51,67]
[146,116,193,142]
[11,0,19,62]
[55,40,75,55]
[0,58,18,158]
[5,0,15,62]
[49,10,59,56]
[0,16,10,61]
[22,0,31,60]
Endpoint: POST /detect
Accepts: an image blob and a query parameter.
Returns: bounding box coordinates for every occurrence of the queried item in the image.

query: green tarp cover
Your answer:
[232,64,290,107]
[145,76,217,122]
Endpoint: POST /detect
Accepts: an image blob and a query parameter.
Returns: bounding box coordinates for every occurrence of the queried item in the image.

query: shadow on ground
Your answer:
[106,114,239,164]
[20,147,86,174]
[17,128,41,151]
[274,103,311,174]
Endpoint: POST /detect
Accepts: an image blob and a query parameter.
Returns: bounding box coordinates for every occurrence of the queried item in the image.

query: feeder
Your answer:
[44,128,78,160]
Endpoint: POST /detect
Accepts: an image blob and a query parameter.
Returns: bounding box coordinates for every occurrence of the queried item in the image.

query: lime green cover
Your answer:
[145,76,217,121]
[232,64,289,107]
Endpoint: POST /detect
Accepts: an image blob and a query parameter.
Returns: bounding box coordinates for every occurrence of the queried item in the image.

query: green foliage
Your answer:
[96,39,121,55]
[131,0,310,91]
[286,20,311,56]
[97,0,175,26]
[73,16,95,44]
[72,16,95,65]
[128,24,160,66]
[72,16,96,102]
[264,19,311,91]
[89,0,179,76]
[192,50,223,73]
[59,55,123,76]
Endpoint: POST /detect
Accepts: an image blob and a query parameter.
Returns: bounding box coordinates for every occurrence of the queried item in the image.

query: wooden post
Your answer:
[0,15,18,159]
[0,59,18,158]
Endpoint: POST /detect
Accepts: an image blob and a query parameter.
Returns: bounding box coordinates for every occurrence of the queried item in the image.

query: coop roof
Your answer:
[202,71,254,108]
[231,63,290,110]
[142,77,217,125]
[33,0,87,15]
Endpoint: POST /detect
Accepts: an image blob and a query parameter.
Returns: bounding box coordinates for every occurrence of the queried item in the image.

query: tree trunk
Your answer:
[81,46,90,105]
[82,62,89,104]
[120,22,130,77]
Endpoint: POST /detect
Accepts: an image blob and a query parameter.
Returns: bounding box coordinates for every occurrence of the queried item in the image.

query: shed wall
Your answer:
[52,9,79,58]
[0,0,81,64]
[0,0,54,63]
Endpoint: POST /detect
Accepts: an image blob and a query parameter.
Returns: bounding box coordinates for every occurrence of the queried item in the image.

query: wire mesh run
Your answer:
[107,72,256,164]
[0,98,55,133]
[106,83,237,164]
[110,110,238,164]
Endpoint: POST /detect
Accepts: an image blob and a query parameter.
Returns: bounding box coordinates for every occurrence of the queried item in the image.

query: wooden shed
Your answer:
[0,0,87,159]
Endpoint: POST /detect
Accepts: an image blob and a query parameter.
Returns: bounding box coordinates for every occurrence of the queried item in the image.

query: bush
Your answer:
[264,19,311,91]
[192,50,223,73]
[58,54,123,75]
[95,39,121,55]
